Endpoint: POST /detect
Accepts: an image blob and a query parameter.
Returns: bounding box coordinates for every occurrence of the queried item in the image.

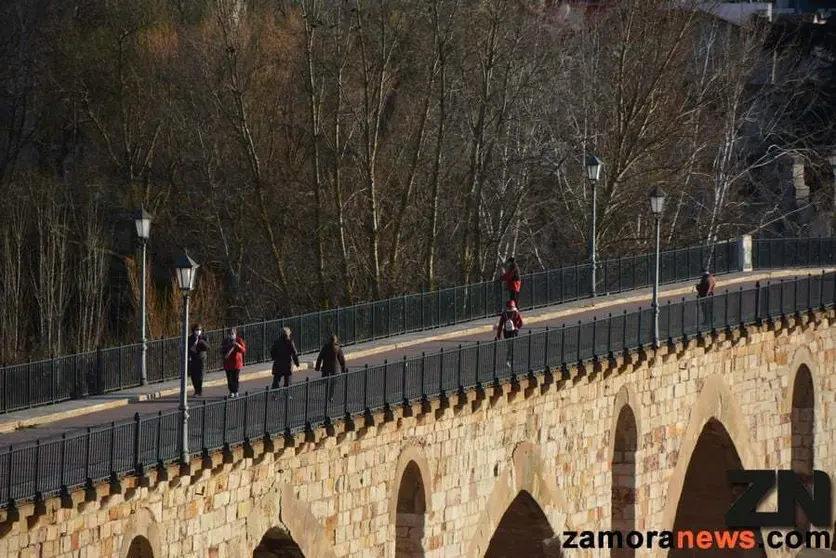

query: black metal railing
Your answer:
[1,270,834,510]
[0,236,833,416]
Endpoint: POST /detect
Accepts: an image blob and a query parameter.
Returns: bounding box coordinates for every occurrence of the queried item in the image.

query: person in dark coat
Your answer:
[270,327,300,389]
[696,270,716,298]
[315,334,346,402]
[696,269,716,326]
[501,257,522,303]
[187,324,210,396]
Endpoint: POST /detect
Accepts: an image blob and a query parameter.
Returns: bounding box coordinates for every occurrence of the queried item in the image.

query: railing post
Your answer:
[403,295,407,333]
[109,421,116,475]
[33,440,39,498]
[637,307,643,348]
[372,302,377,341]
[97,346,103,396]
[155,411,163,465]
[527,330,532,371]
[544,327,550,367]
[221,396,231,448]
[475,341,481,387]
[807,273,812,310]
[303,377,310,429]
[421,291,426,331]
[779,279,785,318]
[59,434,66,492]
[592,317,597,360]
[437,288,442,327]
[263,386,270,435]
[134,412,144,476]
[607,313,613,354]
[85,427,92,482]
[622,310,628,351]
[560,324,566,363]
[383,359,389,408]
[546,270,551,305]
[456,345,462,390]
[755,281,762,323]
[201,399,207,451]
[388,297,393,336]
[402,356,408,405]
[50,356,56,404]
[262,320,268,363]
[363,365,369,412]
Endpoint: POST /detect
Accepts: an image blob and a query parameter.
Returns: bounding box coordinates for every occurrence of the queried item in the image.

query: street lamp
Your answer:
[134,207,152,386]
[586,155,602,297]
[649,186,666,348]
[174,251,199,464]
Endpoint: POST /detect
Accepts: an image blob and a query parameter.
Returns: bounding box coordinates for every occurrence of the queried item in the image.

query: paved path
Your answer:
[0,267,822,449]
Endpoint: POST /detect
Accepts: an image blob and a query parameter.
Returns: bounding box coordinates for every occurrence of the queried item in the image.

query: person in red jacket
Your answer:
[220,327,247,398]
[501,257,522,303]
[496,300,524,368]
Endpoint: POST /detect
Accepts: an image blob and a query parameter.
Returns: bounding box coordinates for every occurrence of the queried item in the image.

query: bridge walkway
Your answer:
[0,267,815,448]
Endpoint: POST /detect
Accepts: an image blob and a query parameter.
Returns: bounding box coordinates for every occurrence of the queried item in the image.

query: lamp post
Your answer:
[649,186,666,348]
[134,208,152,386]
[174,252,199,465]
[586,155,602,297]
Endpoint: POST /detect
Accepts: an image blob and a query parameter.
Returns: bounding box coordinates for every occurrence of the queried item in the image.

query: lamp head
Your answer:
[174,252,199,293]
[649,185,667,216]
[586,154,602,183]
[134,207,152,240]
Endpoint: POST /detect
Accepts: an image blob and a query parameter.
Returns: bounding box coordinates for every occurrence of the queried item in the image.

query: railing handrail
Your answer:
[1,270,833,509]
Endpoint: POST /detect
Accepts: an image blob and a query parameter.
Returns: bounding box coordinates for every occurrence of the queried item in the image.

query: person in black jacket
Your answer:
[270,327,300,389]
[315,334,346,402]
[187,324,210,396]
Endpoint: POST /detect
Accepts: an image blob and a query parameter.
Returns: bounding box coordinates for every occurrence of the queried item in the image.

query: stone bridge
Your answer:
[2,305,835,557]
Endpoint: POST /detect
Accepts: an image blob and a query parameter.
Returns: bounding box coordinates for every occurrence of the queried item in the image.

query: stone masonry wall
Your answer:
[1,309,835,558]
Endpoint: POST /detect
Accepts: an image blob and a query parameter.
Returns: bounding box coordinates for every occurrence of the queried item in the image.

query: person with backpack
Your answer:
[501,257,522,303]
[270,327,300,390]
[220,327,247,398]
[315,334,347,402]
[495,300,524,367]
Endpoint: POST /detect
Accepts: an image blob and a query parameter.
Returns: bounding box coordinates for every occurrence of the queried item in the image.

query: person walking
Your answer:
[501,257,522,303]
[187,324,210,396]
[696,269,716,326]
[696,269,716,298]
[495,300,524,367]
[315,334,346,402]
[220,327,247,398]
[270,327,300,391]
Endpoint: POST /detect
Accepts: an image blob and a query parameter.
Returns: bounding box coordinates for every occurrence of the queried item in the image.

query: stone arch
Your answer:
[661,375,758,534]
[668,418,767,557]
[389,441,433,525]
[247,484,338,558]
[611,400,638,558]
[608,385,641,466]
[464,442,569,558]
[126,536,155,558]
[119,508,162,558]
[253,528,305,558]
[485,489,560,557]
[791,363,816,532]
